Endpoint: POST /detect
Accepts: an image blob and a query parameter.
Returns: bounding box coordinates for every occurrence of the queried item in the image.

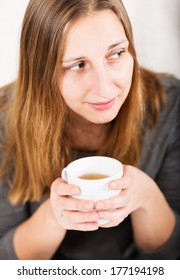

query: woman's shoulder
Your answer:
[0,82,15,120]
[160,74,180,99]
[158,74,180,121]
[140,74,180,176]
[0,82,15,144]
[159,74,180,123]
[0,82,15,101]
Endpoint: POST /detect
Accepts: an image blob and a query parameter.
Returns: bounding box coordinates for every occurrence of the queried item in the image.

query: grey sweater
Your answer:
[0,75,180,259]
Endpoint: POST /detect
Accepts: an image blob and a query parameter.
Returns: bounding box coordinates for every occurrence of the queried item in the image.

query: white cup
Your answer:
[61,156,123,225]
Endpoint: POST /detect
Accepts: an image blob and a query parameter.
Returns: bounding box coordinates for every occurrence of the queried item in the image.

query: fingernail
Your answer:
[110,181,119,189]
[96,202,105,210]
[84,201,94,210]
[89,213,98,221]
[72,186,80,194]
[98,212,104,218]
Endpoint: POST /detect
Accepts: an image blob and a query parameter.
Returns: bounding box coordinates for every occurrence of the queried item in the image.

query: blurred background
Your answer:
[0,0,180,87]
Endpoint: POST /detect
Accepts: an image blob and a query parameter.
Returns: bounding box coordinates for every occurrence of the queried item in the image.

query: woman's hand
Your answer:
[50,178,100,231]
[94,165,157,228]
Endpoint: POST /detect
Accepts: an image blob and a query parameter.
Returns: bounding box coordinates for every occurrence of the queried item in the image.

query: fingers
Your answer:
[50,172,132,231]
[51,179,94,212]
[94,191,130,229]
[55,195,95,212]
[62,209,99,224]
[97,207,129,228]
[95,189,130,211]
[57,206,100,231]
[109,166,133,190]
[51,178,95,211]
[70,222,99,232]
[94,165,132,211]
[61,210,99,231]
[51,178,80,196]
[50,178,100,231]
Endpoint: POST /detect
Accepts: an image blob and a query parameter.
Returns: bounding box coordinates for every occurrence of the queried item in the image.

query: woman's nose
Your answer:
[91,65,112,98]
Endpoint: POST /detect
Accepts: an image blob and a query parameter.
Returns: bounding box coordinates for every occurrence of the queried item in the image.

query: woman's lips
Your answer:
[87,98,116,111]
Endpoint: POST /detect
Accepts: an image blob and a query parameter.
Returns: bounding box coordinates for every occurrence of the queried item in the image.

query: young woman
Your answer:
[0,0,180,260]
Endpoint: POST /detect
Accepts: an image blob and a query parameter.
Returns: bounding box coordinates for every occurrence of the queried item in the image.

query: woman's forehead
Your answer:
[63,10,126,59]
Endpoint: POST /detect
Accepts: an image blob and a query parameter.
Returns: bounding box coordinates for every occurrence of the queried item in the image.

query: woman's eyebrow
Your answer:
[62,56,86,64]
[62,39,129,64]
[107,39,129,51]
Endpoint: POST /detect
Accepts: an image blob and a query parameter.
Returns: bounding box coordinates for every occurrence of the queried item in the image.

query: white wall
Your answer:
[0,0,180,87]
[0,0,29,87]
[122,0,180,77]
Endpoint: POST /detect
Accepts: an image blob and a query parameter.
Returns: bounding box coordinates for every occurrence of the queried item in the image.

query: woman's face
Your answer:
[59,10,134,124]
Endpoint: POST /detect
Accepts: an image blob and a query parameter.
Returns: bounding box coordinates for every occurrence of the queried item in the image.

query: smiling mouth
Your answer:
[87,98,116,111]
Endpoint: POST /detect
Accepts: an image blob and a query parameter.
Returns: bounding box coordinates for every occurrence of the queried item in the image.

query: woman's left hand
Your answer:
[94,165,157,227]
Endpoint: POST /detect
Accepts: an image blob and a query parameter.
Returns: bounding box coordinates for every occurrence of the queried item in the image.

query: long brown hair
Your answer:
[0,0,165,204]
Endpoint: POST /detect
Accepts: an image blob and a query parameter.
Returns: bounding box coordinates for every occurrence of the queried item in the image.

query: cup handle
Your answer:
[61,168,67,182]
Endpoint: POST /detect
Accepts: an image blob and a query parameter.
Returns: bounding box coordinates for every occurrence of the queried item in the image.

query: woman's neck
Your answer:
[68,112,110,151]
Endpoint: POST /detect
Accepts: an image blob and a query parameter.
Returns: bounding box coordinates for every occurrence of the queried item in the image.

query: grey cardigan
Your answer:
[0,75,180,259]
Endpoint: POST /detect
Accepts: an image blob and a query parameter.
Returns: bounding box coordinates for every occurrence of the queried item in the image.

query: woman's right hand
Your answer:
[50,178,100,231]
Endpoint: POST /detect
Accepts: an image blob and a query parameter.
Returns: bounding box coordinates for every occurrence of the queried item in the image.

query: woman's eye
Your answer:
[109,50,124,60]
[67,61,86,72]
